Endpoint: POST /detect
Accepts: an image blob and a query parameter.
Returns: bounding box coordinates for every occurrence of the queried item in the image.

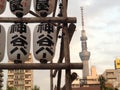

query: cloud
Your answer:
[85,0,120,17]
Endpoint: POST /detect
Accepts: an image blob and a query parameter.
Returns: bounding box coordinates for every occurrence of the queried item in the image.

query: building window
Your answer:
[106,72,114,76]
[19,80,24,84]
[25,70,29,73]
[20,75,24,79]
[15,81,18,85]
[9,70,13,73]
[25,86,31,90]
[25,75,31,78]
[25,81,29,84]
[9,75,14,79]
[9,81,13,85]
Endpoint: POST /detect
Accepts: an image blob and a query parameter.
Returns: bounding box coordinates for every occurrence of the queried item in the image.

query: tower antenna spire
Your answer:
[81,7,84,30]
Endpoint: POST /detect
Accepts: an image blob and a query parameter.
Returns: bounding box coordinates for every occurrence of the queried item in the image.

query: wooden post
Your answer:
[52,23,76,77]
[50,69,53,90]
[50,60,53,90]
[63,24,71,90]
[57,70,62,90]
[62,72,77,90]
[53,23,76,90]
[62,0,71,90]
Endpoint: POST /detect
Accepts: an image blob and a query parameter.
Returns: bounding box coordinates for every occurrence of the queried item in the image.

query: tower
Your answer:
[79,7,90,79]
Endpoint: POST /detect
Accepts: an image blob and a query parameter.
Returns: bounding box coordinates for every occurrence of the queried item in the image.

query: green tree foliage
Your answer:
[7,85,14,90]
[32,85,40,90]
[98,75,106,90]
[105,87,114,90]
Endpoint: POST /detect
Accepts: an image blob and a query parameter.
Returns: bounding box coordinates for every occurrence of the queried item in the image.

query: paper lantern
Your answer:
[7,23,31,63]
[33,23,57,63]
[0,0,6,14]
[34,0,55,17]
[9,0,31,18]
[0,25,5,62]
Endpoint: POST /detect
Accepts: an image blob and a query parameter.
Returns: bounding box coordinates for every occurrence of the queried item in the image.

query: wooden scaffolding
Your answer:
[0,0,83,90]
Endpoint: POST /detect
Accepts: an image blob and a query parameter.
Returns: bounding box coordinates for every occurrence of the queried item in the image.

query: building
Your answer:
[54,86,100,90]
[86,66,99,86]
[71,66,99,88]
[102,69,120,88]
[7,53,33,90]
[114,57,120,69]
[72,86,100,90]
[101,58,120,88]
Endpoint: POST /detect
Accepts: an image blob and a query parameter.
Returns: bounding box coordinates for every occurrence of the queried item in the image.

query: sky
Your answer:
[1,0,120,90]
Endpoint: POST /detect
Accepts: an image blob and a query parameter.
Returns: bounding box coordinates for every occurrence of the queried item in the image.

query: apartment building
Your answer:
[102,69,120,88]
[7,53,33,90]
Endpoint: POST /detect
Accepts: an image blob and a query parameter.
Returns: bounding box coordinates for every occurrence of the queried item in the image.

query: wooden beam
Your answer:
[0,63,83,70]
[29,10,40,17]
[0,17,76,23]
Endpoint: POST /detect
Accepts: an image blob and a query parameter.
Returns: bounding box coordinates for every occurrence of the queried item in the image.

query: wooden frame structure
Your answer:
[0,0,83,90]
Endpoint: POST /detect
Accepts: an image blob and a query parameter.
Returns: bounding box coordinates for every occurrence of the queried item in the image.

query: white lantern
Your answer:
[0,25,6,62]
[34,0,55,17]
[0,0,6,14]
[7,23,31,63]
[9,0,31,18]
[33,23,57,63]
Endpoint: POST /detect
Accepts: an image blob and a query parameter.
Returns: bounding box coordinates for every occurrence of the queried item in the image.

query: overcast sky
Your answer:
[1,0,120,90]
[68,0,120,73]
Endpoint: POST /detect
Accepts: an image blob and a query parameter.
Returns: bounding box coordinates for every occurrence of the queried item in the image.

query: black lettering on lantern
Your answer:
[45,23,54,33]
[35,23,54,56]
[10,23,26,34]
[37,35,54,46]
[37,23,53,33]
[10,0,23,12]
[10,34,28,55]
[36,0,49,11]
